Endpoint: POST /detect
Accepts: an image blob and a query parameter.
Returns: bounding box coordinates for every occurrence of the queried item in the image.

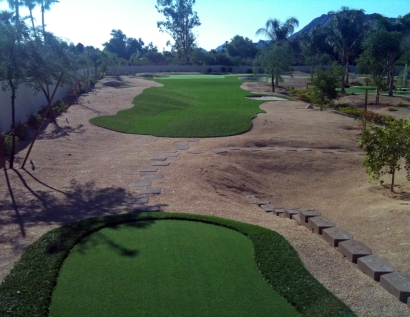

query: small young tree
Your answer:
[358,120,410,192]
[311,63,343,111]
[254,43,293,92]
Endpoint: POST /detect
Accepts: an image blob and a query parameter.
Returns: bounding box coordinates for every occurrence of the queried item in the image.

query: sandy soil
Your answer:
[1,75,410,316]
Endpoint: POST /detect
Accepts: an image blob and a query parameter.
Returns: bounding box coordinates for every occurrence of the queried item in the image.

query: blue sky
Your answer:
[1,0,409,51]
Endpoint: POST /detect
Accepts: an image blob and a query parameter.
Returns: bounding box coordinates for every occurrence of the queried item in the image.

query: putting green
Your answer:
[89,76,265,137]
[49,220,300,317]
[159,74,226,79]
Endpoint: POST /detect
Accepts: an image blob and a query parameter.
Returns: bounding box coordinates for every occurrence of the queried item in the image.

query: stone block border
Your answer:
[246,193,410,309]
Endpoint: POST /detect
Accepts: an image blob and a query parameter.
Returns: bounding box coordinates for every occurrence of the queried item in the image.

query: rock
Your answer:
[306,104,313,109]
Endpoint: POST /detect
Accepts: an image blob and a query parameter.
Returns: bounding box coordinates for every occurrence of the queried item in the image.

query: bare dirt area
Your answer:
[1,75,410,316]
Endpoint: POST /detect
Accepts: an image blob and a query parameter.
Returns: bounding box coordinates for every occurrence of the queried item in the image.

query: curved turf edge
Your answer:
[0,212,356,317]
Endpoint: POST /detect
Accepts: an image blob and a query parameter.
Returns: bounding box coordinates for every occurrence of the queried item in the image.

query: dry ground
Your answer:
[1,75,410,316]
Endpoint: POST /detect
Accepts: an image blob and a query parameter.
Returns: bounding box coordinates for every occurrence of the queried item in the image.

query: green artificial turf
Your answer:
[343,86,410,96]
[0,212,356,317]
[49,220,300,317]
[89,76,265,137]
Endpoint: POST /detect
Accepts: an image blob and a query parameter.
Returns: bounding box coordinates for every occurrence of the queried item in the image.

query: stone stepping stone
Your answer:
[245,194,256,199]
[165,153,179,157]
[125,197,149,204]
[358,255,395,282]
[339,240,372,264]
[260,204,275,212]
[283,147,297,151]
[131,182,152,187]
[177,146,190,150]
[284,208,299,219]
[292,213,301,224]
[152,162,170,166]
[144,174,164,179]
[308,216,335,235]
[227,147,241,151]
[188,151,203,155]
[139,167,158,172]
[299,148,312,151]
[319,149,334,153]
[248,148,262,152]
[322,227,352,247]
[134,205,161,212]
[299,210,321,225]
[357,152,366,156]
[150,157,168,161]
[163,150,178,153]
[176,142,189,146]
[249,197,270,205]
[213,149,228,154]
[187,138,200,142]
[335,149,348,153]
[380,272,410,302]
[273,208,285,216]
[265,147,276,151]
[138,188,161,195]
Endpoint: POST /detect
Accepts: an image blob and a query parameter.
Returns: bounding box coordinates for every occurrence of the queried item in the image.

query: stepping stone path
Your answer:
[131,182,152,187]
[245,191,408,308]
[132,139,203,214]
[152,162,170,166]
[144,174,164,179]
[150,157,168,161]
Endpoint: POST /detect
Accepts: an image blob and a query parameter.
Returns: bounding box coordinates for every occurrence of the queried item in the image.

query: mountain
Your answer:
[213,12,397,50]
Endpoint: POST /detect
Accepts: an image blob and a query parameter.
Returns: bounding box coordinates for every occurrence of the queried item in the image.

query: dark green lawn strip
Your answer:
[0,212,356,317]
[89,77,265,137]
[49,220,300,317]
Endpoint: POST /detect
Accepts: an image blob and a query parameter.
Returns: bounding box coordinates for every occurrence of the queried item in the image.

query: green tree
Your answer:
[359,120,410,192]
[0,22,30,168]
[254,43,293,92]
[300,24,332,78]
[327,7,368,91]
[357,29,403,96]
[156,0,201,64]
[311,63,343,111]
[225,35,258,65]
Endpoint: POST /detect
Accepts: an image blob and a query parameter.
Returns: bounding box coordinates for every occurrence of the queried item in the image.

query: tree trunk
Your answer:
[391,167,395,192]
[271,73,275,92]
[388,67,394,97]
[9,82,16,169]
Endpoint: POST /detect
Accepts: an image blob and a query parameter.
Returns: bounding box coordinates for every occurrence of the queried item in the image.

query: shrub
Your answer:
[1,133,19,155]
[246,68,252,74]
[221,66,227,73]
[228,67,232,73]
[387,107,398,111]
[27,113,43,129]
[294,87,316,103]
[337,105,395,125]
[350,80,363,86]
[364,77,373,86]
[52,100,68,116]
[207,68,212,73]
[14,122,28,141]
[397,102,410,107]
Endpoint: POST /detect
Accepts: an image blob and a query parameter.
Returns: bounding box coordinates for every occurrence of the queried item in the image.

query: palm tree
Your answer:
[256,17,299,43]
[36,0,59,39]
[23,0,36,35]
[327,7,368,91]
[0,0,21,24]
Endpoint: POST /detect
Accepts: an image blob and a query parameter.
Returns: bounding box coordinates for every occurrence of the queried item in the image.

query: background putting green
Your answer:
[89,76,265,137]
[49,220,300,317]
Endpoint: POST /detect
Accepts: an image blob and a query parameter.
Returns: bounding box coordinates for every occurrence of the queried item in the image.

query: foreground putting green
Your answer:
[0,213,355,317]
[89,76,265,137]
[49,220,300,317]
